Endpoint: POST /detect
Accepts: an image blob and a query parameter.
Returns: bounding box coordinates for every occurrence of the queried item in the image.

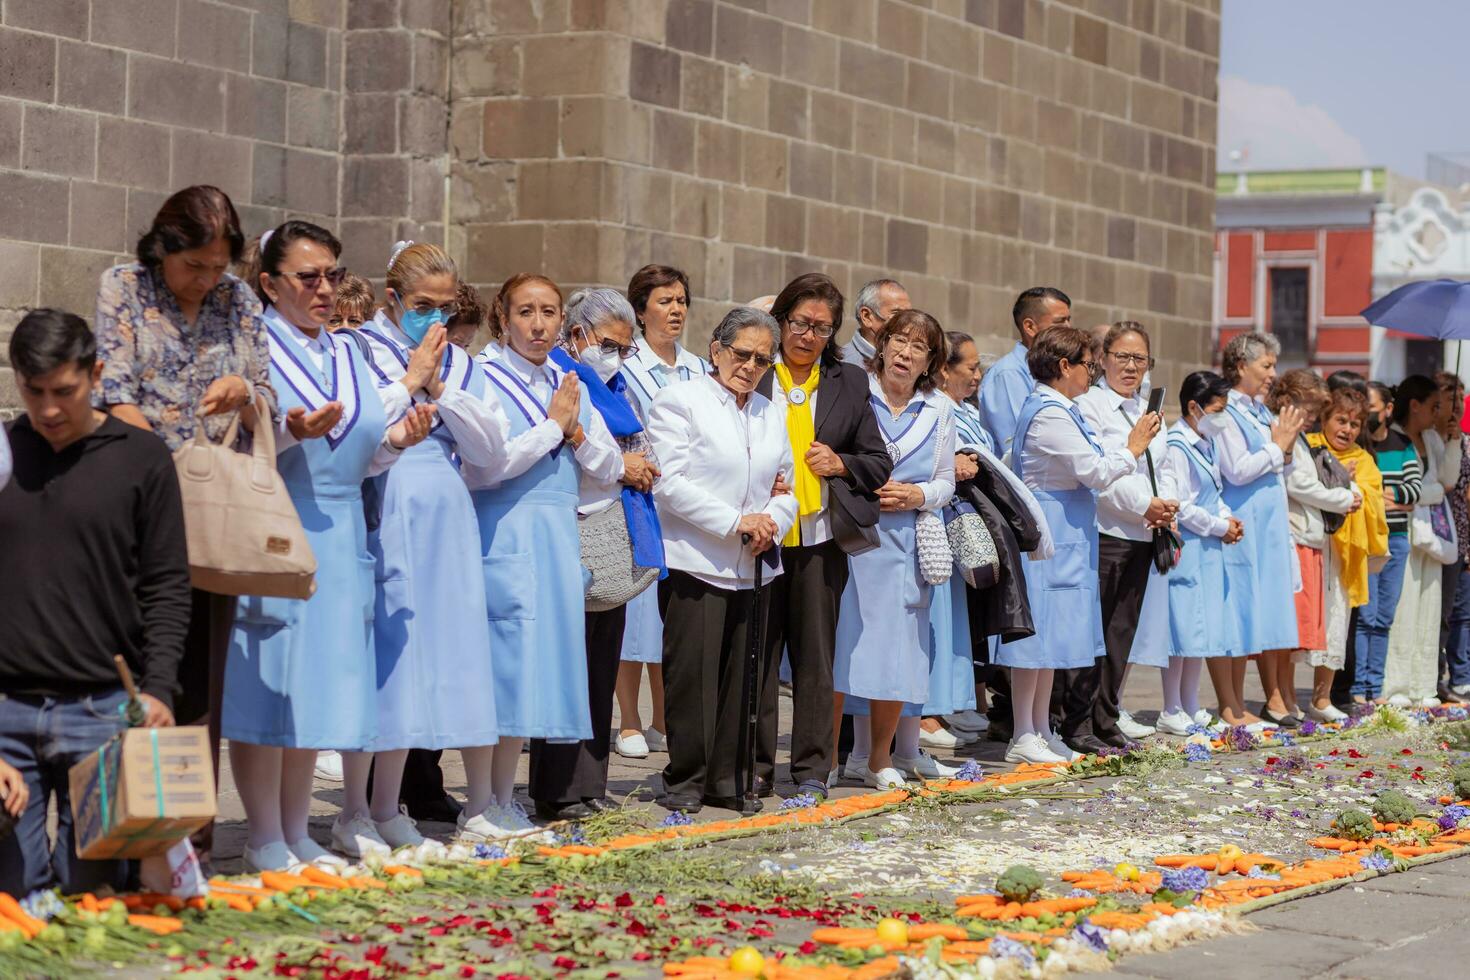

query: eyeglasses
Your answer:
[328,314,365,329]
[786,317,835,339]
[275,268,348,290]
[1076,360,1097,373]
[1107,351,1155,369]
[579,326,639,359]
[886,338,931,359]
[721,346,774,370]
[408,301,460,318]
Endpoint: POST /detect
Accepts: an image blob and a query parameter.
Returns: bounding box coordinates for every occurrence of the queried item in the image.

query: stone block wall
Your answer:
[1,0,1221,412]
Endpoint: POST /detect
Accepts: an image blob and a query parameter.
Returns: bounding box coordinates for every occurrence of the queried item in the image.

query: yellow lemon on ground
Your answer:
[1217,844,1243,864]
[1113,862,1140,882]
[875,917,910,945]
[729,946,766,976]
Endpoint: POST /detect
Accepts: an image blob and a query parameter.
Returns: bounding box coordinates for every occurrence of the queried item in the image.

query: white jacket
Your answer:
[1285,435,1357,549]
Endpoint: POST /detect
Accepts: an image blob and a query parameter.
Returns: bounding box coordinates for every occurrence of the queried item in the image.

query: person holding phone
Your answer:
[1072,322,1179,752]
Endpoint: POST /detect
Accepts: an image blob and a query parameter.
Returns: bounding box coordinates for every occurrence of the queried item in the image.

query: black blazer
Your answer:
[758,357,893,554]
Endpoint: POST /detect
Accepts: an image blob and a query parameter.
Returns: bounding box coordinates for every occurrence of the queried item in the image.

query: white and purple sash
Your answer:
[870,395,938,467]
[482,356,561,424]
[264,309,362,449]
[359,324,476,428]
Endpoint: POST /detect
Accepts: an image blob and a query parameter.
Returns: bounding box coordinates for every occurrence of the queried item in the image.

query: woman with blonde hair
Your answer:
[338,241,510,857]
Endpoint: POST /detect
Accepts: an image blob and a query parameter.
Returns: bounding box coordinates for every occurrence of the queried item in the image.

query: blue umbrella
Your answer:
[1361,278,1470,340]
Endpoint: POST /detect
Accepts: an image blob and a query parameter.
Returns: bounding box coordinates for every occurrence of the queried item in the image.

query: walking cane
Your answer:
[737,533,766,814]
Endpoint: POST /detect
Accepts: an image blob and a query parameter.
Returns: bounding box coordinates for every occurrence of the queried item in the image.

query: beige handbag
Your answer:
[172,395,317,599]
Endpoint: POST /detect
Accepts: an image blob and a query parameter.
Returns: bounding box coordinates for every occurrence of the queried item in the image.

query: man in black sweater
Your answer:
[0,309,190,896]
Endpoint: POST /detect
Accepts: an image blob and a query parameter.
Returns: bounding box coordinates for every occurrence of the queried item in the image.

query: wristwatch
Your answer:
[564,424,586,449]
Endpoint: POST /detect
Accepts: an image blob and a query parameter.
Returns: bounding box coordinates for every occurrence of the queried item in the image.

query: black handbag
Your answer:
[1308,440,1353,536]
[1141,432,1182,574]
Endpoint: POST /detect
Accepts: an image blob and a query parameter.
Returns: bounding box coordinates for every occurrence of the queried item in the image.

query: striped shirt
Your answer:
[952,397,995,454]
[1375,427,1422,535]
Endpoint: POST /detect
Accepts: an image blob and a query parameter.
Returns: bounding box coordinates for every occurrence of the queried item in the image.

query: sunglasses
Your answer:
[721,346,774,370]
[578,326,639,359]
[275,268,348,289]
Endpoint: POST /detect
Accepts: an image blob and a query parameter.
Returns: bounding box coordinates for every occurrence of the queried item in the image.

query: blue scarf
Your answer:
[550,348,665,575]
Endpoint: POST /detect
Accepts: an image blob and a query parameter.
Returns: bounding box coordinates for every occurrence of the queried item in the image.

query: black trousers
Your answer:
[529,606,627,805]
[659,571,768,802]
[1332,607,1360,708]
[1439,560,1463,695]
[400,750,447,806]
[1058,536,1151,741]
[757,540,848,788]
[176,588,236,859]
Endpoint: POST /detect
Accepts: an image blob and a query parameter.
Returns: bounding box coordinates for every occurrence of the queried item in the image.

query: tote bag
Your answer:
[172,395,317,598]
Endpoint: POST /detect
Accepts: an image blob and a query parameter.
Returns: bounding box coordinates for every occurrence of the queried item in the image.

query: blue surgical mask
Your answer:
[395,296,449,345]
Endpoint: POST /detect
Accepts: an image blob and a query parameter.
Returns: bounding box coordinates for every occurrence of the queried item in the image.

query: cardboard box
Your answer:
[69,726,216,860]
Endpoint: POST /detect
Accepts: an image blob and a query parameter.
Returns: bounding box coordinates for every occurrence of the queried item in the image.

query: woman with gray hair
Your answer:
[1213,331,1306,729]
[529,287,664,820]
[645,306,796,812]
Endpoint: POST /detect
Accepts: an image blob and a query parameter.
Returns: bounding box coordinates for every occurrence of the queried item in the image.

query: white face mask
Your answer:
[578,340,624,383]
[1197,410,1231,436]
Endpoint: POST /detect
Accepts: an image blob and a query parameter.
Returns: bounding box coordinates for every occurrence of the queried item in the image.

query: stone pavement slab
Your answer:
[1110,928,1375,980]
[1244,887,1449,944]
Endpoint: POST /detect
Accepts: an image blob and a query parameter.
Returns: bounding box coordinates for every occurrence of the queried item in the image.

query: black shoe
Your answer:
[655,794,703,814]
[1090,728,1131,748]
[987,723,1013,743]
[535,800,595,821]
[580,797,619,813]
[753,776,774,799]
[794,779,829,800]
[403,792,463,823]
[702,794,763,814]
[1260,708,1301,729]
[1065,734,1113,755]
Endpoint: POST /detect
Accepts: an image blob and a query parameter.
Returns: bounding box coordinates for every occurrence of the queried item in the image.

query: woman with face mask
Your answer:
[1158,372,1245,734]
[1214,332,1305,729]
[461,275,625,839]
[342,242,511,860]
[527,287,664,820]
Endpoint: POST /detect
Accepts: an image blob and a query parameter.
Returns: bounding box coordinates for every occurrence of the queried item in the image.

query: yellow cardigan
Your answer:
[1305,434,1389,607]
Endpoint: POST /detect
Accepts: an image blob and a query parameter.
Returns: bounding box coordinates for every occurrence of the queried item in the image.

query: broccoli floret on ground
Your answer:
[996,865,1044,903]
[1335,807,1375,841]
[1372,789,1417,825]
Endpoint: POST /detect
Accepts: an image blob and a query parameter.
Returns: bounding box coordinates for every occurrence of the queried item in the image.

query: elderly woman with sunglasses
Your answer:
[646,307,796,813]
[224,221,437,871]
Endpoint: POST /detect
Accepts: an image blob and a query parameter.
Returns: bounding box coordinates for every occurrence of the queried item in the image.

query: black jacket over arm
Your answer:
[758,357,892,554]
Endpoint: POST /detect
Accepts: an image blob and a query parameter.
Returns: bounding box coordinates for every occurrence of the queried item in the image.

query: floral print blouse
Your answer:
[1453,433,1470,563]
[94,263,274,452]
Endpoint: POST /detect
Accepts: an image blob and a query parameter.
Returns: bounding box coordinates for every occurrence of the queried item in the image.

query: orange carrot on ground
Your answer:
[259,871,314,892]
[128,914,185,935]
[0,894,47,938]
[208,891,255,913]
[382,864,423,878]
[300,866,351,889]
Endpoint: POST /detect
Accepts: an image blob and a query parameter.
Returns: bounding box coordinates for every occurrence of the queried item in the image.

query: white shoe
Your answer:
[457,806,518,843]
[503,801,553,841]
[893,751,959,779]
[1387,694,1412,708]
[1043,732,1082,762]
[1116,710,1156,739]
[643,728,668,752]
[1452,684,1470,698]
[1243,720,1277,734]
[1417,696,1441,707]
[946,710,989,733]
[918,726,964,750]
[376,808,425,849]
[290,837,347,869]
[1193,709,1214,727]
[864,766,908,790]
[313,750,344,783]
[244,841,297,872]
[1004,733,1066,765]
[614,732,649,758]
[331,812,392,859]
[1304,702,1347,723]
[828,768,839,788]
[1155,709,1195,737]
[841,755,871,783]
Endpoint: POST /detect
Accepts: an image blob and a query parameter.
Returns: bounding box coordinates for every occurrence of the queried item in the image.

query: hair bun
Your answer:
[259,228,276,253]
[388,239,414,270]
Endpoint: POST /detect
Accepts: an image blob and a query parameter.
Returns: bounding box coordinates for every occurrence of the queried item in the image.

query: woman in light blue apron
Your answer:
[460,274,626,841]
[224,223,435,871]
[1158,372,1244,735]
[997,326,1155,765]
[1214,333,1303,727]
[833,311,956,791]
[352,241,511,856]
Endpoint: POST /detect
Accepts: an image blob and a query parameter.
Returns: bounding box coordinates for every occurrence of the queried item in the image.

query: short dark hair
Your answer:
[136,185,245,270]
[1391,374,1437,425]
[250,220,343,305]
[1012,286,1071,330]
[1327,369,1368,395]
[626,264,691,327]
[769,272,846,367]
[1026,325,1089,383]
[1179,370,1231,415]
[9,308,96,379]
[871,309,946,392]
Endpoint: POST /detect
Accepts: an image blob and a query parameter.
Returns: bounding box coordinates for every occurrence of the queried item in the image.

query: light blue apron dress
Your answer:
[224,325,385,749]
[617,349,709,665]
[993,392,1106,670]
[1166,430,1241,658]
[836,393,941,708]
[475,358,595,741]
[364,335,499,750]
[1219,403,1300,654]
[918,574,978,715]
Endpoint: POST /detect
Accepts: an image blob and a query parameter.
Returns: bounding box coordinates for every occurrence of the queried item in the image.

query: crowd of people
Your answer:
[3,183,1470,897]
